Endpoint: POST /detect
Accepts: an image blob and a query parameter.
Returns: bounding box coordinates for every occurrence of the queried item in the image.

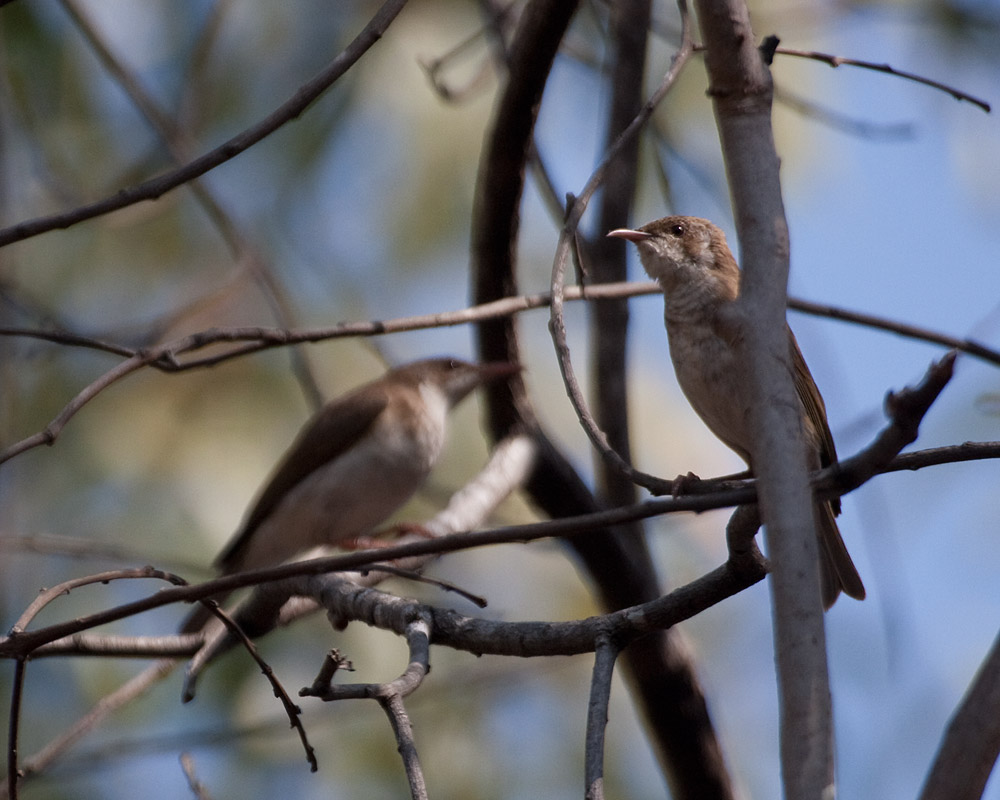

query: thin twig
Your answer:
[787,297,1000,368]
[4,281,1000,373]
[380,692,429,800]
[584,634,620,800]
[188,612,317,771]
[13,566,187,634]
[6,659,177,796]
[775,46,991,113]
[548,10,695,496]
[6,659,26,800]
[299,619,431,796]
[355,564,488,608]
[0,351,152,465]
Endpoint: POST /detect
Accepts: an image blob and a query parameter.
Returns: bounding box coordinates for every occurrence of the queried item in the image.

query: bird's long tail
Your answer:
[816,501,866,609]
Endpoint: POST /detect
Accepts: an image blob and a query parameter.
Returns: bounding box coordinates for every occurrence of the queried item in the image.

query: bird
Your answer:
[180,356,519,633]
[608,215,865,608]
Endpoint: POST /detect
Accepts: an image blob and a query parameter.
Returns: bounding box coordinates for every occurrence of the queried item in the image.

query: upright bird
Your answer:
[181,357,518,633]
[608,216,865,608]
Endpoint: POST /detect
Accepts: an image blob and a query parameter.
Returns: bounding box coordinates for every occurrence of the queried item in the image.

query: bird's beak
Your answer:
[476,361,523,382]
[607,227,651,243]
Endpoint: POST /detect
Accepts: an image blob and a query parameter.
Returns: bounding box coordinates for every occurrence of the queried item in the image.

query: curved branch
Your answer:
[547,26,694,497]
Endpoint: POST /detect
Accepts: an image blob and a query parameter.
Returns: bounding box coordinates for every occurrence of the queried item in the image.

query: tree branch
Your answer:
[693,11,831,798]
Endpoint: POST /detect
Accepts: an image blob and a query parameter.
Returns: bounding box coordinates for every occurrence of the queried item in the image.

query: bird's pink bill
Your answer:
[607,228,652,242]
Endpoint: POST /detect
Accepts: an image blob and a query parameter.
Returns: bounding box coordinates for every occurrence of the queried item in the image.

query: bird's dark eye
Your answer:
[668,224,684,237]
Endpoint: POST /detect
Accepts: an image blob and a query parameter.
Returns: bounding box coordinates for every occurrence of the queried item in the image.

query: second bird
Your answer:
[608,216,865,609]
[181,357,518,633]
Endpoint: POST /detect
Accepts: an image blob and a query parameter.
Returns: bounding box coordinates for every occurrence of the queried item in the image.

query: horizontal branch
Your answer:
[4,277,997,470]
[12,434,1000,661]
[5,282,998,372]
[1,354,992,661]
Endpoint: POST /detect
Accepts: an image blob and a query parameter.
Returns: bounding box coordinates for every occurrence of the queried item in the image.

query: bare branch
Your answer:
[584,635,621,800]
[13,566,187,634]
[179,753,213,800]
[301,619,433,799]
[259,554,764,660]
[695,10,828,796]
[0,352,152,465]
[548,17,694,497]
[787,298,1000,368]
[3,279,996,470]
[5,282,998,370]
[919,630,1000,800]
[6,659,26,800]
[774,46,991,113]
[380,692,429,800]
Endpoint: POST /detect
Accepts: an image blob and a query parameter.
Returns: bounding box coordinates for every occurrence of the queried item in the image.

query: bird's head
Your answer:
[608,215,739,304]
[392,358,521,408]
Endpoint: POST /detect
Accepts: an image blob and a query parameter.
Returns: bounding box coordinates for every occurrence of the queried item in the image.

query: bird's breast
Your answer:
[665,317,753,462]
[231,395,447,571]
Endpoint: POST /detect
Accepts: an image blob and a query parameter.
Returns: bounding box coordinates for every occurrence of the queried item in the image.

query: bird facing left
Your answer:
[180,357,519,634]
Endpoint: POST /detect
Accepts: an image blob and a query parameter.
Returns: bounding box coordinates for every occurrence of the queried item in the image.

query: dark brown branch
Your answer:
[0,359,977,663]
[0,0,410,249]
[588,0,652,508]
[584,635,620,800]
[12,566,187,634]
[264,554,764,659]
[469,2,740,796]
[302,619,433,798]
[6,659,26,800]
[820,351,957,496]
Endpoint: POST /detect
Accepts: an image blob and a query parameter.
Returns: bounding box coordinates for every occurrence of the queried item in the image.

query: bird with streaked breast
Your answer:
[608,216,865,609]
[180,357,519,633]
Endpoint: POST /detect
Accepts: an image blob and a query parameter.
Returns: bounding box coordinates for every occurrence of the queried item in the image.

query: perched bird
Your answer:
[608,216,865,608]
[181,357,518,633]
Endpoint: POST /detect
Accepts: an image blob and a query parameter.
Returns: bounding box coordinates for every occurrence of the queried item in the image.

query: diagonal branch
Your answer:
[919,629,1000,800]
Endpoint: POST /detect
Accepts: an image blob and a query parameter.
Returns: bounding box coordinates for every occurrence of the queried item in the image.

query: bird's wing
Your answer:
[214,385,390,571]
[788,326,841,516]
